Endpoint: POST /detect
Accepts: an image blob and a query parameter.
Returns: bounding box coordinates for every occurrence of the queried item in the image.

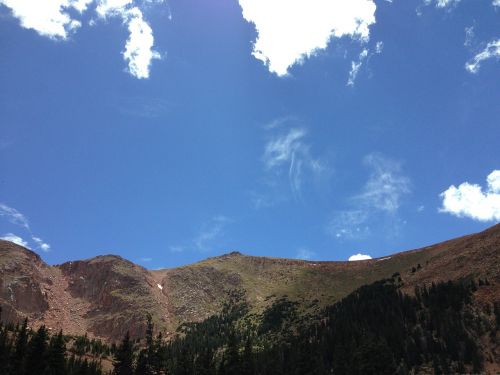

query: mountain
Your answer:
[0,224,499,342]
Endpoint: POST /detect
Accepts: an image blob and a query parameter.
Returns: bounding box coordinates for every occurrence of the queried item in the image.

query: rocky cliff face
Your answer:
[0,224,499,342]
[0,241,49,322]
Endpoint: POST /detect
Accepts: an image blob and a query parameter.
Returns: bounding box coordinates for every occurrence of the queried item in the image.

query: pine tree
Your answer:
[25,325,49,374]
[47,330,66,375]
[114,332,134,375]
[11,318,29,375]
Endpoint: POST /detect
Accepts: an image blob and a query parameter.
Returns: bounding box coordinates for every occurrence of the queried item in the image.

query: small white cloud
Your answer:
[32,236,51,252]
[494,0,500,7]
[348,253,372,261]
[238,0,376,76]
[0,203,30,229]
[466,39,500,73]
[140,257,153,262]
[295,248,315,260]
[440,170,500,222]
[464,26,474,47]
[347,49,369,86]
[0,0,90,39]
[1,233,29,248]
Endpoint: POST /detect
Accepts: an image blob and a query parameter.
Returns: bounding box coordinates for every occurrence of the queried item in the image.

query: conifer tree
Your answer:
[11,318,29,375]
[47,330,66,375]
[113,332,134,375]
[25,325,49,374]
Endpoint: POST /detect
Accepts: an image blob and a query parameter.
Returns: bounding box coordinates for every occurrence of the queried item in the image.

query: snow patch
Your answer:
[157,283,163,290]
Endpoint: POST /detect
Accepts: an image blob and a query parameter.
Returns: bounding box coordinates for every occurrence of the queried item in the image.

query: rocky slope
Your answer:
[0,224,499,341]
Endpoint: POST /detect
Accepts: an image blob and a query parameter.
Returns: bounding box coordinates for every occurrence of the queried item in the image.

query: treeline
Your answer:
[0,308,107,375]
[112,277,497,375]
[1,277,496,374]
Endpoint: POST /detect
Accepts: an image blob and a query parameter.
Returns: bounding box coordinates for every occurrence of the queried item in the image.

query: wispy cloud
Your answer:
[194,216,230,251]
[262,124,328,201]
[0,202,51,252]
[1,233,29,247]
[328,153,411,240]
[238,0,376,76]
[295,248,316,260]
[348,253,372,261]
[357,153,411,214]
[0,203,30,229]
[423,0,461,8]
[440,170,500,222]
[464,26,475,47]
[170,215,232,253]
[347,42,383,86]
[328,210,371,240]
[0,0,164,79]
[466,39,500,74]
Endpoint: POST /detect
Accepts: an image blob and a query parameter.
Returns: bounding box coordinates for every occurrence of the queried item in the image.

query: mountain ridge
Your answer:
[0,224,499,341]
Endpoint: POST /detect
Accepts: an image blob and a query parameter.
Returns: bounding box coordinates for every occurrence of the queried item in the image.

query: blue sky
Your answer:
[1,0,500,268]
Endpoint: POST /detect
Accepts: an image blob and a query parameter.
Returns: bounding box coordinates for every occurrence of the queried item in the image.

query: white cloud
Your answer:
[494,0,500,7]
[440,170,500,222]
[348,253,372,261]
[95,1,161,79]
[347,49,368,86]
[238,0,376,76]
[1,233,29,248]
[122,8,161,79]
[263,126,327,200]
[0,203,30,229]
[96,0,133,18]
[0,0,90,39]
[295,248,315,260]
[32,236,51,252]
[140,257,153,262]
[1,0,162,79]
[466,39,500,74]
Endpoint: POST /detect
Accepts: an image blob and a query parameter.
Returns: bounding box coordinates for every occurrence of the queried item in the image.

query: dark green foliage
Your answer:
[47,331,67,375]
[114,331,134,375]
[0,317,104,375]
[121,279,491,375]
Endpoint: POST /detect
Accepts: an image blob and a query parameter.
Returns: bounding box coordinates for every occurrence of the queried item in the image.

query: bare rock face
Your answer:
[0,224,499,342]
[58,255,170,340]
[0,240,50,322]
